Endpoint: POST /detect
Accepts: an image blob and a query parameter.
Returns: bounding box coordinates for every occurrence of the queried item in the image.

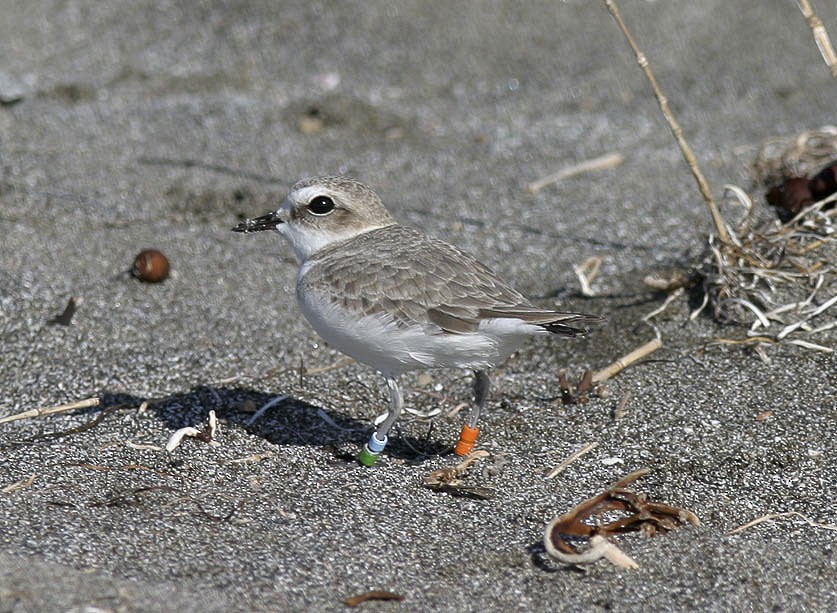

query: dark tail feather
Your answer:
[541,314,604,337]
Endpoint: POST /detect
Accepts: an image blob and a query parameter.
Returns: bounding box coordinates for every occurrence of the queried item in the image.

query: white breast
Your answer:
[295,276,540,376]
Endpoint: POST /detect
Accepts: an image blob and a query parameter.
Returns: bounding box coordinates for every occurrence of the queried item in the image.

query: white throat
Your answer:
[277,223,348,263]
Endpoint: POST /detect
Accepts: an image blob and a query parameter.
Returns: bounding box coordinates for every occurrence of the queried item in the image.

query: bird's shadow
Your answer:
[89,386,449,463]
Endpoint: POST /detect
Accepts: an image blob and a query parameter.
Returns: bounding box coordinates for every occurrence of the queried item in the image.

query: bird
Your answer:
[233,176,600,465]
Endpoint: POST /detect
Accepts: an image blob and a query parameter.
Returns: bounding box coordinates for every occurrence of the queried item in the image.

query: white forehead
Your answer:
[291,184,335,206]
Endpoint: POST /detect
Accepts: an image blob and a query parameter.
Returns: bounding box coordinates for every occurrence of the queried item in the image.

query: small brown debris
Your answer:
[612,391,631,420]
[132,249,170,283]
[344,591,405,607]
[642,271,695,292]
[755,410,774,422]
[558,370,574,405]
[767,177,814,218]
[47,296,80,326]
[558,368,600,405]
[809,161,837,200]
[424,450,495,499]
[297,107,324,134]
[576,369,594,396]
[543,468,699,569]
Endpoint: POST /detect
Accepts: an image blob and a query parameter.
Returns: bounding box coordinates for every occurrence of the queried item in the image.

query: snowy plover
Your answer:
[233,176,600,465]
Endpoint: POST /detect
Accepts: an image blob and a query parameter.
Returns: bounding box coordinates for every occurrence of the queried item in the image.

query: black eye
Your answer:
[308,196,335,216]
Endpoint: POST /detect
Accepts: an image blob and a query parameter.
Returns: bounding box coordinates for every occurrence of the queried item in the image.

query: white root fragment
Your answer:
[543,531,639,569]
[164,410,221,452]
[526,152,624,193]
[126,441,164,451]
[643,287,684,321]
[208,409,218,438]
[776,294,837,340]
[164,427,202,452]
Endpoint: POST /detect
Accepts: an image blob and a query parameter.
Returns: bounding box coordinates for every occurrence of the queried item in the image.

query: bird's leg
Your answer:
[455,369,490,456]
[358,375,404,466]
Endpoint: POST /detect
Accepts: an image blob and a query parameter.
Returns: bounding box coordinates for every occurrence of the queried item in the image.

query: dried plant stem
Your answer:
[0,397,100,425]
[727,511,837,535]
[547,441,600,479]
[592,338,663,384]
[603,0,731,245]
[573,256,602,297]
[527,152,624,193]
[798,0,837,78]
[1,474,37,494]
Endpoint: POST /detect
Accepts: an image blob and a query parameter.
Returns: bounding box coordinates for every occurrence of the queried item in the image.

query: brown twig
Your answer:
[603,0,731,245]
[424,450,496,499]
[344,591,405,607]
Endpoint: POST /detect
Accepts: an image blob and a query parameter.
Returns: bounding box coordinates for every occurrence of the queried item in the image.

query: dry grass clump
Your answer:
[692,128,836,346]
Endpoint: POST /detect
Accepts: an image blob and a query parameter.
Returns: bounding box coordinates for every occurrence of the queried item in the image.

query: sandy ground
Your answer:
[1,1,835,611]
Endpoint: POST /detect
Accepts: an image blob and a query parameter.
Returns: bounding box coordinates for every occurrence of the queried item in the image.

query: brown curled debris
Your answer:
[423,450,495,499]
[343,590,405,607]
[543,468,699,569]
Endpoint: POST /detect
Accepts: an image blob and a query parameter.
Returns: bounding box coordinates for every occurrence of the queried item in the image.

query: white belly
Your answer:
[296,286,537,376]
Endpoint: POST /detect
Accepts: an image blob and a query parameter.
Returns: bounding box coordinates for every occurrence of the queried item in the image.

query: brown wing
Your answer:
[300,225,600,335]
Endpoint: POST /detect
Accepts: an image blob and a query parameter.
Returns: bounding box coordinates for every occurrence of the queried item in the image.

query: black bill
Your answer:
[232,211,282,233]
